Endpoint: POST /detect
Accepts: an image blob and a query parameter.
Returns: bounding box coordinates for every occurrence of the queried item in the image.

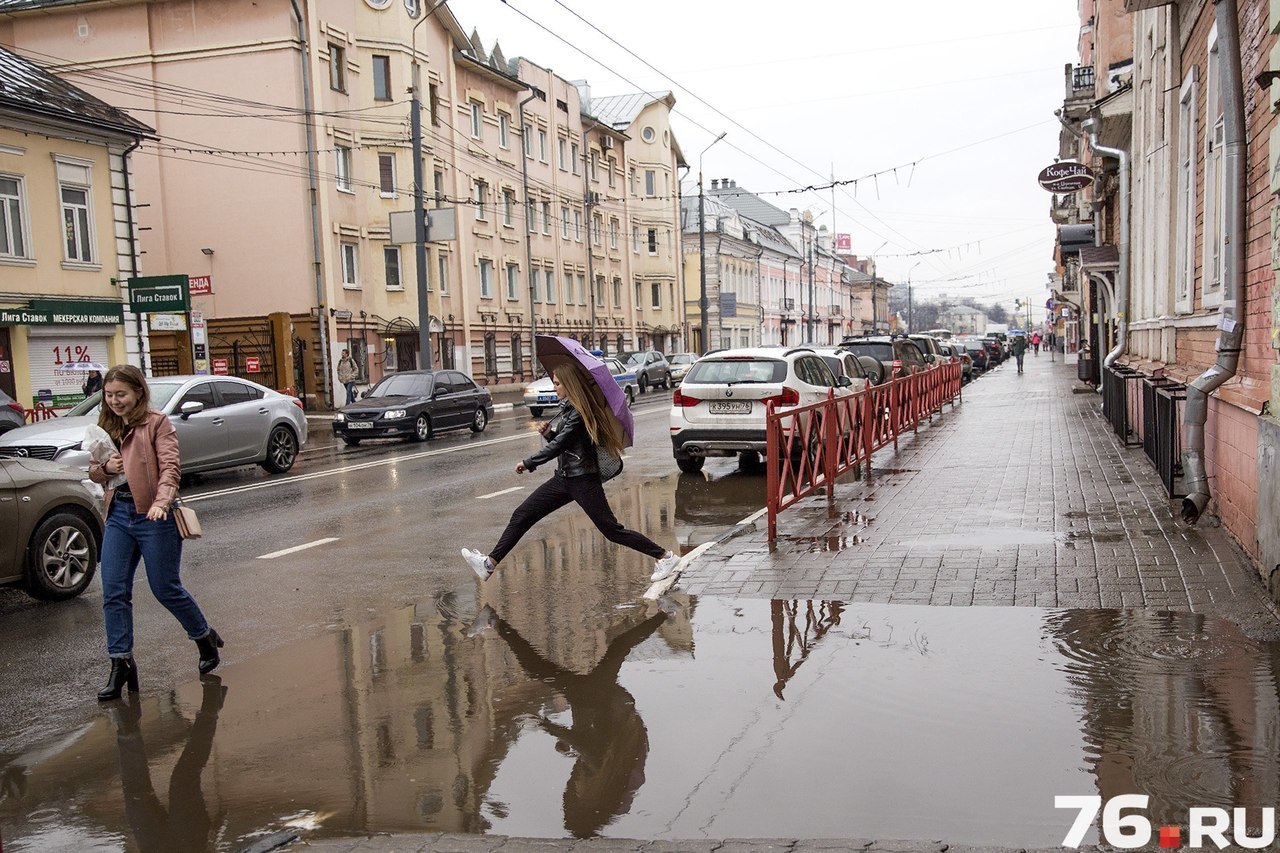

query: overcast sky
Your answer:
[449,0,1081,314]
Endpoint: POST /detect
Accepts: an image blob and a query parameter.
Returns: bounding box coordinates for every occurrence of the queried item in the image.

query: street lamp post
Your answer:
[698,132,727,355]
[409,0,449,371]
[906,261,922,333]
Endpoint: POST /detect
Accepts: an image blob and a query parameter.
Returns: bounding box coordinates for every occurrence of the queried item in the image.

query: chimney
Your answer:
[730,180,736,188]
[710,179,719,189]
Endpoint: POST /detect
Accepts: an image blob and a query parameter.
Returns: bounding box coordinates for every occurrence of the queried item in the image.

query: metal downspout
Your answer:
[291,0,332,408]
[1182,0,1247,524]
[120,139,147,373]
[1082,120,1129,373]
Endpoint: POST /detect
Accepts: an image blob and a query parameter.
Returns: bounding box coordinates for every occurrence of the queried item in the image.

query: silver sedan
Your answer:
[0,375,308,475]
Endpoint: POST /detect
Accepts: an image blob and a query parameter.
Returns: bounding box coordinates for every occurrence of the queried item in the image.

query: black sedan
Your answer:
[333,370,493,446]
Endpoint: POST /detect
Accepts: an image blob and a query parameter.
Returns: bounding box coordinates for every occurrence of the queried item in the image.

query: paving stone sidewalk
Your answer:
[678,354,1280,639]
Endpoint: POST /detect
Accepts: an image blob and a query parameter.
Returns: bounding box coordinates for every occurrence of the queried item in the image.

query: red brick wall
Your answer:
[1204,398,1260,557]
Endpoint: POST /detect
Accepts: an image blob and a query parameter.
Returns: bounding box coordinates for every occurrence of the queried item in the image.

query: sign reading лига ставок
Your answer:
[127,275,191,313]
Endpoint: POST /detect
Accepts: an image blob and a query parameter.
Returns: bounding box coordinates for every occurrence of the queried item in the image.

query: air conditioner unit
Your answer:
[600,135,614,150]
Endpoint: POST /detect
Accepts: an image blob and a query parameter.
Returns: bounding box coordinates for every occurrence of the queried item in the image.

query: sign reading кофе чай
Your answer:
[1037,161,1095,193]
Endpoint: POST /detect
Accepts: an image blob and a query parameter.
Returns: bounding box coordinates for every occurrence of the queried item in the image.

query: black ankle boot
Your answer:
[97,657,139,702]
[195,628,224,675]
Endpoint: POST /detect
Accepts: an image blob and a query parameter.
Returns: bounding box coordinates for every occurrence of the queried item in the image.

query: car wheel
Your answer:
[343,436,362,446]
[675,452,704,474]
[261,425,299,473]
[625,387,635,407]
[412,413,432,442]
[638,374,648,394]
[25,511,97,601]
[529,407,543,418]
[470,407,488,433]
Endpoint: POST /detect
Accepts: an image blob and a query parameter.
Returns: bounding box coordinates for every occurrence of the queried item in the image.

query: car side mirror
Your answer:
[180,401,204,419]
[360,390,370,399]
[433,388,447,398]
[837,376,853,388]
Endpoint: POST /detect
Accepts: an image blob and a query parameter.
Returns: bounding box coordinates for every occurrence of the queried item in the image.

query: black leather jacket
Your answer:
[524,402,600,478]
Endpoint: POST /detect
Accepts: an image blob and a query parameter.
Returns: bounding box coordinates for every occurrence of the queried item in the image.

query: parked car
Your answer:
[523,358,638,417]
[668,352,698,385]
[939,342,972,381]
[795,346,870,393]
[619,350,671,393]
[839,335,927,381]
[1,456,104,600]
[669,347,855,473]
[960,339,989,373]
[334,369,493,445]
[0,375,308,475]
[980,336,1005,364]
[856,355,887,385]
[907,334,946,366]
[0,389,24,435]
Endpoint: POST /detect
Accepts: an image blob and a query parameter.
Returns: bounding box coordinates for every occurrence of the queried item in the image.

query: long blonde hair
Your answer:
[97,364,151,444]
[555,364,625,457]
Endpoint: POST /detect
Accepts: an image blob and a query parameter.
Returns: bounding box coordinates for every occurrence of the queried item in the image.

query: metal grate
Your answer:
[1073,65,1095,91]
[1102,365,1143,446]
[1142,377,1186,499]
[0,445,59,460]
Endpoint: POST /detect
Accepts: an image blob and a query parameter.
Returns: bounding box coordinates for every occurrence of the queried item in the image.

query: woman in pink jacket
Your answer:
[89,365,222,701]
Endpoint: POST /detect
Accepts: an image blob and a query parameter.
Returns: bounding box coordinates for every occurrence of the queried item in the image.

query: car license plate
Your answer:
[709,401,751,414]
[347,421,373,429]
[538,395,557,403]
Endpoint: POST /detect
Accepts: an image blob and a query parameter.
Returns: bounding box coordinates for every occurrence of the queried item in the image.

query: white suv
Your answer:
[669,347,855,473]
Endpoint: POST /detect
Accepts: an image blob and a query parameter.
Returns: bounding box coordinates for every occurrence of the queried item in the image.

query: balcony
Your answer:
[829,304,843,316]
[781,297,795,310]
[1072,65,1094,92]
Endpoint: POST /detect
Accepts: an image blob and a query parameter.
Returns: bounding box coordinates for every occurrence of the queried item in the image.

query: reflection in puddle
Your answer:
[5,601,1280,848]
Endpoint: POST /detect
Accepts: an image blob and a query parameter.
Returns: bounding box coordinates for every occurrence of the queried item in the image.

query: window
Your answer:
[531,265,541,302]
[541,201,552,235]
[498,113,510,149]
[538,129,548,161]
[469,101,484,139]
[629,167,637,193]
[561,206,570,239]
[473,179,488,220]
[564,271,574,304]
[578,274,587,306]
[589,150,598,182]
[607,156,616,188]
[378,153,396,196]
[502,189,515,227]
[523,124,533,158]
[645,169,656,196]
[632,225,640,253]
[437,252,449,293]
[574,210,582,242]
[609,277,618,307]
[527,197,536,233]
[591,213,602,246]
[651,282,662,309]
[384,246,402,290]
[329,43,346,91]
[1203,25,1225,306]
[428,83,440,126]
[57,161,94,264]
[558,137,568,171]
[609,217,618,249]
[372,54,391,101]
[335,146,352,192]
[484,333,497,375]
[571,142,580,175]
[641,126,656,142]
[647,228,658,255]
[0,176,29,259]
[433,170,445,208]
[341,242,359,288]
[1175,68,1198,313]
[506,262,519,300]
[546,267,557,304]
[479,258,493,298]
[635,280,643,309]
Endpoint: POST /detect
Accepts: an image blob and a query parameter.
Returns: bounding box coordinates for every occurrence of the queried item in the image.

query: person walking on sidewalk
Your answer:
[1031,332,1041,355]
[336,348,359,406]
[461,364,680,584]
[1012,334,1028,374]
[90,365,223,702]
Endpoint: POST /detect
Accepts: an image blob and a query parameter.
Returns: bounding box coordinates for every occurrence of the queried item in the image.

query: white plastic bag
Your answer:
[83,424,127,489]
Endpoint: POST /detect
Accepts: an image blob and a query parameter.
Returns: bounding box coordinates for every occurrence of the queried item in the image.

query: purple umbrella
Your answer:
[534,335,634,447]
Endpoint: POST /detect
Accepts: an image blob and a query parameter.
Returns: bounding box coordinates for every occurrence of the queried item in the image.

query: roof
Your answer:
[1079,244,1119,268]
[0,0,86,10]
[0,45,151,137]
[706,182,790,226]
[589,91,674,130]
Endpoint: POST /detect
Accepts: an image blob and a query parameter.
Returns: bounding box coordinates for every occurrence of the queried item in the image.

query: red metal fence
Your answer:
[765,363,963,539]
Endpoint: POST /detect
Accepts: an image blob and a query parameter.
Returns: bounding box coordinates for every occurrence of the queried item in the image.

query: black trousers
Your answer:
[490,473,665,566]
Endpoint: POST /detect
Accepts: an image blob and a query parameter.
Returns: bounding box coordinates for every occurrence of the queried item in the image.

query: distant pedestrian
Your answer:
[89,365,223,702]
[1030,332,1041,355]
[461,364,680,584]
[1012,334,1028,374]
[336,348,359,405]
[82,369,103,398]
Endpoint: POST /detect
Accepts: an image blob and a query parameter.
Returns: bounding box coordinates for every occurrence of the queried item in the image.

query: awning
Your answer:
[1057,224,1095,254]
[1079,245,1119,269]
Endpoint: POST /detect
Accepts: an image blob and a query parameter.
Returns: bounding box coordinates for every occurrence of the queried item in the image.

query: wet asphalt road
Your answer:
[0,389,762,756]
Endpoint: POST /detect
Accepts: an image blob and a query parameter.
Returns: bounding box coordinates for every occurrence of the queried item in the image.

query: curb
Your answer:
[649,506,767,599]
[493,402,515,412]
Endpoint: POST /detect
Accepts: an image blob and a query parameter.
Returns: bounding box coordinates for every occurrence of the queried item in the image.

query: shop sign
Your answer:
[1037,161,1095,193]
[127,275,190,313]
[245,356,261,372]
[212,358,229,375]
[150,313,187,332]
[0,300,124,326]
[189,275,213,297]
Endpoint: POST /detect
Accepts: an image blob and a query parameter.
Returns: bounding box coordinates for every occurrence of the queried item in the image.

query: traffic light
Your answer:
[1015,299,1022,309]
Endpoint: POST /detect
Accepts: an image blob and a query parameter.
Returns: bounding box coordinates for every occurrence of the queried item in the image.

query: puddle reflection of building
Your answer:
[1046,610,1280,829]
[487,606,669,838]
[673,469,767,552]
[771,600,844,700]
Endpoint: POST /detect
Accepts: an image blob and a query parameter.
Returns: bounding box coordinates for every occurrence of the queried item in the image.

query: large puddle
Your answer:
[4,593,1280,850]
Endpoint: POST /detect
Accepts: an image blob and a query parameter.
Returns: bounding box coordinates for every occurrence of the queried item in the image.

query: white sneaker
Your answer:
[650,552,681,582]
[465,605,498,637]
[461,548,494,581]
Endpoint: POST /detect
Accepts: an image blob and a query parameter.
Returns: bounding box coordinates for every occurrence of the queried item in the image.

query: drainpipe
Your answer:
[1182,0,1247,525]
[1081,118,1129,377]
[291,0,332,409]
[518,89,537,375]
[119,139,146,373]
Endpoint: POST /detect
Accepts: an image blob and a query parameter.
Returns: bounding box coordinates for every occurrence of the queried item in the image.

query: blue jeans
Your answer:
[101,496,209,658]
[344,382,356,405]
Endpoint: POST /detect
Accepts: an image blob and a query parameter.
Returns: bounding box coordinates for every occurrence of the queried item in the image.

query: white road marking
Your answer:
[183,407,669,505]
[476,486,523,500]
[258,537,339,560]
